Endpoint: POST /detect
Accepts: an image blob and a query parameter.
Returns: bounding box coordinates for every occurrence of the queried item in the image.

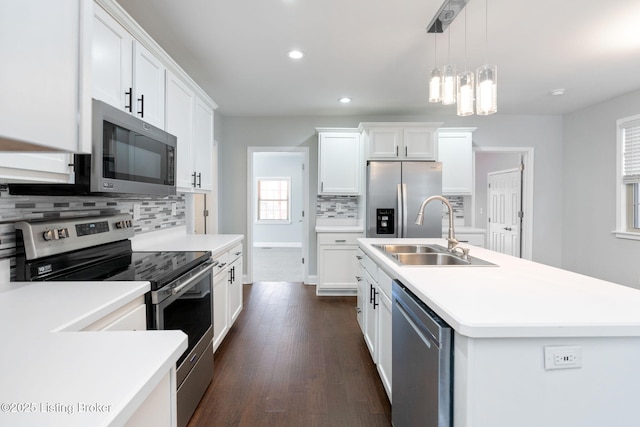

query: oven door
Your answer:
[151,259,214,386]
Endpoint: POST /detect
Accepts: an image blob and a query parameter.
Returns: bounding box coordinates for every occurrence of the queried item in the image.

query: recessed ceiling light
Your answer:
[550,88,566,96]
[339,97,352,104]
[288,50,304,59]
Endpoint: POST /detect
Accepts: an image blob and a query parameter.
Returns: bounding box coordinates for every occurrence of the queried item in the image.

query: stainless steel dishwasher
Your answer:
[392,280,452,427]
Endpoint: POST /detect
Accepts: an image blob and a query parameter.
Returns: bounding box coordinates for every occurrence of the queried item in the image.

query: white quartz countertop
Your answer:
[315,225,365,233]
[0,281,187,427]
[131,226,243,255]
[359,238,640,338]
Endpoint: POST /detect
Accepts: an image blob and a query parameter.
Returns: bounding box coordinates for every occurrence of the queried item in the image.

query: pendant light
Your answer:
[457,7,474,116]
[476,0,497,115]
[428,35,442,103]
[441,6,456,106]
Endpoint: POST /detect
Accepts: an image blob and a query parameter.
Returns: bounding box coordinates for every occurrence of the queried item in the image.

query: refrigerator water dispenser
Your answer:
[376,208,395,234]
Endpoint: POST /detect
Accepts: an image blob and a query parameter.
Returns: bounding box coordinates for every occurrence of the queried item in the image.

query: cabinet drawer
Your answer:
[362,255,378,283]
[228,243,243,262]
[213,251,230,275]
[317,233,363,246]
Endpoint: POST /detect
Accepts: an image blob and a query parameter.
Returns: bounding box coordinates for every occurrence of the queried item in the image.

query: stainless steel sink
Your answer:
[372,243,496,267]
[392,253,471,266]
[372,244,443,254]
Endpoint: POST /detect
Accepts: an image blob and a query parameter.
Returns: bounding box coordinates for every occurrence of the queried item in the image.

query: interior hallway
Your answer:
[187,282,391,426]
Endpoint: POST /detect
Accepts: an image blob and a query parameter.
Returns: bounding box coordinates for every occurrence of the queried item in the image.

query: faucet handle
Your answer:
[450,246,470,260]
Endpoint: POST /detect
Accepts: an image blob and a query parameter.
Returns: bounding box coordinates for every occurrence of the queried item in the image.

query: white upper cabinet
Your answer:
[360,123,441,160]
[166,70,214,192]
[317,130,362,195]
[437,128,475,195]
[92,6,165,129]
[133,43,165,128]
[193,98,214,192]
[0,0,91,153]
[92,5,133,111]
[166,71,195,189]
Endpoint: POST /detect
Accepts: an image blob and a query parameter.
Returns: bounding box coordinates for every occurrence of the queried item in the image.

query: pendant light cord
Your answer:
[485,0,489,64]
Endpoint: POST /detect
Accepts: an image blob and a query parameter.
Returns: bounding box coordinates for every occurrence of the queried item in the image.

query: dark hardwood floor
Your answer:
[187,282,392,427]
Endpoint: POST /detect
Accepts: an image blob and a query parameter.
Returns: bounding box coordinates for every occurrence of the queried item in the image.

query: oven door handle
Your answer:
[171,259,217,296]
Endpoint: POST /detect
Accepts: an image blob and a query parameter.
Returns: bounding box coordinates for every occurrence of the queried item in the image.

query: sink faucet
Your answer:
[415,195,460,251]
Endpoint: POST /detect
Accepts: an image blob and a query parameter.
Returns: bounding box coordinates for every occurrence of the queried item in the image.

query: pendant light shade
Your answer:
[476,64,497,115]
[429,67,442,103]
[441,64,456,105]
[457,71,474,116]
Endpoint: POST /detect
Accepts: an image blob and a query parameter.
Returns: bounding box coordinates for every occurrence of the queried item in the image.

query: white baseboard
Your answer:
[253,242,302,248]
[306,275,318,285]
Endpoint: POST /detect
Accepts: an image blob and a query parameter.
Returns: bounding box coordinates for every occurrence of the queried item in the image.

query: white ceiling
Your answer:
[116,0,640,117]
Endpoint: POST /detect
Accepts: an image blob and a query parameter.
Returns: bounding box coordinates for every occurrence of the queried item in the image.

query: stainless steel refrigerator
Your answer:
[366,161,443,238]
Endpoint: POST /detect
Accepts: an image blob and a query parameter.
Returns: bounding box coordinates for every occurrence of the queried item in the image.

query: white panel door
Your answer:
[133,42,165,128]
[193,98,214,192]
[165,71,195,189]
[488,169,522,257]
[92,6,133,110]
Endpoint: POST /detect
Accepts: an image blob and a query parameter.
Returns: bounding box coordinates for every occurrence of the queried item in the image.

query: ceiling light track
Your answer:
[426,0,470,34]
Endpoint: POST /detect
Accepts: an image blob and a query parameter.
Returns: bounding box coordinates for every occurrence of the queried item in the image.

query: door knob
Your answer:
[502,227,512,231]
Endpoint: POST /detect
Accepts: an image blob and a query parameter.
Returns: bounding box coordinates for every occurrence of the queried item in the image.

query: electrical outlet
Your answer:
[544,346,582,370]
[171,202,177,216]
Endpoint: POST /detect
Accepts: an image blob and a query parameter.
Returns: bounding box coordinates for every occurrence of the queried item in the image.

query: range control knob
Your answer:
[43,230,58,241]
[115,221,127,229]
[57,228,69,239]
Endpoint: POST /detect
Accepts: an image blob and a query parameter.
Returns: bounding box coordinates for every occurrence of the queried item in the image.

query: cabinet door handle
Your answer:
[321,181,324,192]
[137,94,144,117]
[373,289,379,309]
[395,145,399,157]
[191,172,197,188]
[370,284,374,304]
[197,172,202,188]
[405,146,408,157]
[125,88,132,112]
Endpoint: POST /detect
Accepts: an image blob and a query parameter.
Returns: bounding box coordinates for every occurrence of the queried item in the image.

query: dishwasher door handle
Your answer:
[395,298,438,349]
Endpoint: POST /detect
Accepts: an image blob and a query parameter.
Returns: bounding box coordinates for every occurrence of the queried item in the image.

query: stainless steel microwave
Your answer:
[9,99,177,196]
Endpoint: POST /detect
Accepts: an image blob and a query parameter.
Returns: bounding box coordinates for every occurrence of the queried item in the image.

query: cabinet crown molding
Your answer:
[358,122,443,133]
[315,127,359,134]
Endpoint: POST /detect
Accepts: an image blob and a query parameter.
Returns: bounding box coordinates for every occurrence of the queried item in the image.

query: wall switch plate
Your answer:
[544,346,582,370]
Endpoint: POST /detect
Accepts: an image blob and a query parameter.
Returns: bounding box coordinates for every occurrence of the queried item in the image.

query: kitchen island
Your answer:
[359,238,640,427]
[0,280,187,427]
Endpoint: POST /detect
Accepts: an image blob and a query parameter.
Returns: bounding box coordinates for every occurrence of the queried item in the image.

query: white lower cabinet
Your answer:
[376,269,393,401]
[356,249,366,332]
[356,249,392,402]
[228,244,243,324]
[317,232,363,296]
[363,269,378,362]
[212,242,244,352]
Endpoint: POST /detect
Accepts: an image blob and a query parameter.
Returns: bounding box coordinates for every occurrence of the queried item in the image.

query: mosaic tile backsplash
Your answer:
[0,185,186,272]
[316,195,359,219]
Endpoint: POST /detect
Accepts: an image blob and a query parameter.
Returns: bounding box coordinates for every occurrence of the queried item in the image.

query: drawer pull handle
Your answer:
[356,255,363,260]
[335,239,346,243]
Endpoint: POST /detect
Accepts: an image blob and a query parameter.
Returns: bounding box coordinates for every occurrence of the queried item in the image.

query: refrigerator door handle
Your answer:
[402,183,408,238]
[397,183,403,237]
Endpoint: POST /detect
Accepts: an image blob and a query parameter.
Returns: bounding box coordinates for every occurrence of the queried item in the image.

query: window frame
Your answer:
[256,177,291,224]
[614,114,640,240]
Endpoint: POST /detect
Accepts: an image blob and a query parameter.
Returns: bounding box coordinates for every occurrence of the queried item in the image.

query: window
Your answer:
[615,114,640,239]
[257,178,290,223]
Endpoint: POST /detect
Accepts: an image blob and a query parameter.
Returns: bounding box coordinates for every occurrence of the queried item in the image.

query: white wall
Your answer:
[218,113,564,274]
[253,152,303,246]
[562,89,640,288]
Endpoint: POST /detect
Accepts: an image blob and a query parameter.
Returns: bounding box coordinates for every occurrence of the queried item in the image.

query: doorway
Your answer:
[487,169,522,257]
[473,147,533,260]
[247,147,309,283]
